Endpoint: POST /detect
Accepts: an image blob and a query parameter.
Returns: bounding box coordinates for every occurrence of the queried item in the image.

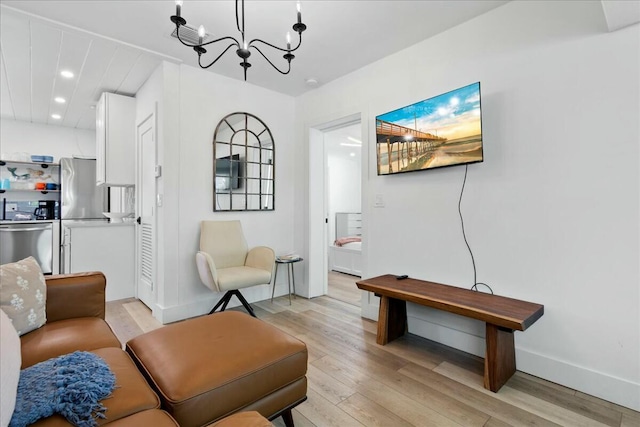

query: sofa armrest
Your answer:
[45,272,107,322]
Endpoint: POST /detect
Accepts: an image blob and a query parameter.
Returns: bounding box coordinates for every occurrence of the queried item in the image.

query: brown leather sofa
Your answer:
[17,272,271,427]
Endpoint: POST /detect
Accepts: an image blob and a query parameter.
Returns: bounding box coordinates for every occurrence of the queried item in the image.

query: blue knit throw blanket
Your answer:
[10,351,116,427]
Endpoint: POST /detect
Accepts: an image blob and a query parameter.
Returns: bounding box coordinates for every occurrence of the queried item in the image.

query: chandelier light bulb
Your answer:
[198,25,205,44]
[286,32,291,50]
[296,2,302,24]
[175,0,183,17]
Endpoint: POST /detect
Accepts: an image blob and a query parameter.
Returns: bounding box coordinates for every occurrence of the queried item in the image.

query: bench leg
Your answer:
[484,323,516,392]
[377,296,407,345]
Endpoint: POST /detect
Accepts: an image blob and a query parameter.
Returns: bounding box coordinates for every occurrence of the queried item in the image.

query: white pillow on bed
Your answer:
[0,308,21,427]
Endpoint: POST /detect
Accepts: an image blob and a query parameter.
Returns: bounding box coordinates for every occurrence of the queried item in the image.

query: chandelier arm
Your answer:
[198,43,238,69]
[251,46,292,75]
[199,36,240,48]
[249,33,303,53]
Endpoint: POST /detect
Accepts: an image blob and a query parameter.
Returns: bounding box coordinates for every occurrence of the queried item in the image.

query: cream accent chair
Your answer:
[196,220,275,317]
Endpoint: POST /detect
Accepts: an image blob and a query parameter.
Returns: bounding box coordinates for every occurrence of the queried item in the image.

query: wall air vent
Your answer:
[170,25,211,45]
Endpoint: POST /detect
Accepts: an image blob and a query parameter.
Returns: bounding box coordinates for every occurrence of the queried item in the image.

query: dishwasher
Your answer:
[0,222,54,274]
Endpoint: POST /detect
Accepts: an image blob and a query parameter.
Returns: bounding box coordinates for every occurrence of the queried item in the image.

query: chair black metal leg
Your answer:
[209,290,257,317]
[232,290,257,318]
[209,292,232,315]
[220,294,232,311]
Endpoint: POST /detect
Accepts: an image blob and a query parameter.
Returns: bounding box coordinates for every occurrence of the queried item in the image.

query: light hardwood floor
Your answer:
[327,271,361,307]
[105,297,639,427]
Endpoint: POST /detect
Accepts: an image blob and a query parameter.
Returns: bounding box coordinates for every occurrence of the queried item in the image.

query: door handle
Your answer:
[136,217,141,224]
[0,227,50,232]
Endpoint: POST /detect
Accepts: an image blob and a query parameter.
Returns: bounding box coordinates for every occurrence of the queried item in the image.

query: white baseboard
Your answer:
[360,303,379,320]
[407,313,485,358]
[153,297,218,324]
[152,284,291,324]
[517,347,640,412]
[406,314,640,412]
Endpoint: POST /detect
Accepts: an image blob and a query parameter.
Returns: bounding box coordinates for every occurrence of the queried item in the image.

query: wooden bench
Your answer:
[356,274,544,392]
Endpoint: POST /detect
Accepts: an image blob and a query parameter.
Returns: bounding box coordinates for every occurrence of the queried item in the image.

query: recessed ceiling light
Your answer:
[51,114,61,120]
[54,97,66,104]
[60,70,74,79]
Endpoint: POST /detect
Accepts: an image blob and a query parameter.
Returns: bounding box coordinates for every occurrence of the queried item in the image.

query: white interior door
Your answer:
[136,111,157,308]
[307,128,327,298]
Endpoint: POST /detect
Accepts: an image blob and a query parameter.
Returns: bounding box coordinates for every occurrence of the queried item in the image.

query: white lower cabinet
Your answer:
[62,223,135,301]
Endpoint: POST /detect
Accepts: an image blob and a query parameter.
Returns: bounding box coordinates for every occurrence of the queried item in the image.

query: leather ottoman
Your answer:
[125,311,307,427]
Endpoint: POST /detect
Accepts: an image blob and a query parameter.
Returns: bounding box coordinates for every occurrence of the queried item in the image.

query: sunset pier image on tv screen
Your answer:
[375,82,483,175]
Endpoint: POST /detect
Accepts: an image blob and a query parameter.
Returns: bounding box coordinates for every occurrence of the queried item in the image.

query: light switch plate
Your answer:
[374,194,385,208]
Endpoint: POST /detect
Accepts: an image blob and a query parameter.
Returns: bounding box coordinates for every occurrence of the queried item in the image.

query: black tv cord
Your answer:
[458,164,494,295]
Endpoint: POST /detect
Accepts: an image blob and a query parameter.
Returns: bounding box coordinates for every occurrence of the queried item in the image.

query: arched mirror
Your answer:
[213,112,275,211]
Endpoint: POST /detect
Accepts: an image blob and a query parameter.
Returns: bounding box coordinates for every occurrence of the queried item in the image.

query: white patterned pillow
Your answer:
[0,257,47,336]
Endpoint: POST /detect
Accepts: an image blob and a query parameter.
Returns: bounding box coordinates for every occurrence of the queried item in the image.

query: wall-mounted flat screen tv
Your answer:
[215,154,241,190]
[375,82,483,175]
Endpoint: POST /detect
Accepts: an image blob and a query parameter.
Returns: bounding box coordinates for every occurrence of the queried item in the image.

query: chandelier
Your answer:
[170,0,307,81]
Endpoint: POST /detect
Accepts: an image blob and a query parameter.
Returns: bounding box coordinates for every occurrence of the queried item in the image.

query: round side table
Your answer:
[272,257,303,305]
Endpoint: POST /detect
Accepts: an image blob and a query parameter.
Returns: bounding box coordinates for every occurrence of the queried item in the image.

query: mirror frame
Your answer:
[212,112,275,211]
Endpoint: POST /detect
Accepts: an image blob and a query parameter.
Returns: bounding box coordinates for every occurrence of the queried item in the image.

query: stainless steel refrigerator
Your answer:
[60,158,108,221]
[59,157,109,273]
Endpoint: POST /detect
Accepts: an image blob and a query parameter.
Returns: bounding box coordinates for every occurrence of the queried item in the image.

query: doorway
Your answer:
[325,124,362,306]
[307,115,364,306]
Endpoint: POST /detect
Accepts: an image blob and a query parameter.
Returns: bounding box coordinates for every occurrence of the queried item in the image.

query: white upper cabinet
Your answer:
[96,92,135,186]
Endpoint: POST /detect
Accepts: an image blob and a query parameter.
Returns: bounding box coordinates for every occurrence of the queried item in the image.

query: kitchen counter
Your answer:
[62,220,135,228]
[0,220,58,224]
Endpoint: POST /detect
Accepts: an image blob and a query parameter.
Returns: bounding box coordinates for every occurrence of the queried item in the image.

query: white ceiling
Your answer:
[0,0,514,130]
[325,122,362,160]
[2,1,636,131]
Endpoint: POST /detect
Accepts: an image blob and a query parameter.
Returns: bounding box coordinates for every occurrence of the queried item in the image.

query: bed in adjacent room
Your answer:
[329,212,362,276]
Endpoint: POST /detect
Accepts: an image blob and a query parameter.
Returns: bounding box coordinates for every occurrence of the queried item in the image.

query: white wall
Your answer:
[136,62,296,322]
[0,119,95,161]
[295,0,639,411]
